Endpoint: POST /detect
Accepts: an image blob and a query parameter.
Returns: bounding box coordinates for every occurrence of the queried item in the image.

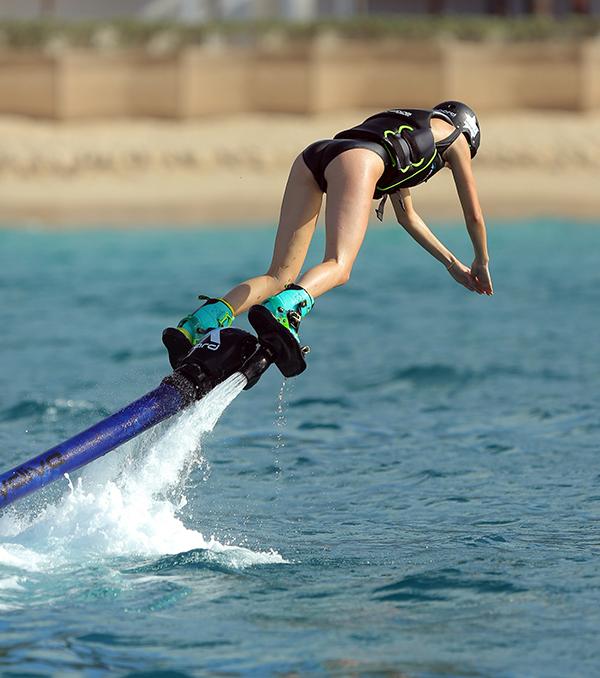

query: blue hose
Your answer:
[0,382,186,509]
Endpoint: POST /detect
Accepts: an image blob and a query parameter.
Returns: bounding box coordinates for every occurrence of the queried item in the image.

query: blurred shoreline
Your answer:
[1,111,599,228]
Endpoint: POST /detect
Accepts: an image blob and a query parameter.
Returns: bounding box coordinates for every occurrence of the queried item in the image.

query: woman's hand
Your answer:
[447,259,480,292]
[471,259,494,295]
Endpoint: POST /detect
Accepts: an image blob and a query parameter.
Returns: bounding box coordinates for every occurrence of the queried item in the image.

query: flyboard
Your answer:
[0,315,307,510]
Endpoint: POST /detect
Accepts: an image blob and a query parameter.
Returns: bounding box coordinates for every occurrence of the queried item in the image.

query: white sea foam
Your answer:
[0,373,286,576]
[0,575,24,589]
[0,574,26,611]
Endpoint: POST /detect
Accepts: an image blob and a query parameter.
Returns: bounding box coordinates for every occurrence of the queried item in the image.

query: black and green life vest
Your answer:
[335,108,461,198]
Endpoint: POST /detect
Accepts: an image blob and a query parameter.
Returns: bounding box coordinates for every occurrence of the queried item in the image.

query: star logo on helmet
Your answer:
[462,112,479,139]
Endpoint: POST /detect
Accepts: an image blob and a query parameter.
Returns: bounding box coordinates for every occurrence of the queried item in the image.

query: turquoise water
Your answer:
[0,221,599,676]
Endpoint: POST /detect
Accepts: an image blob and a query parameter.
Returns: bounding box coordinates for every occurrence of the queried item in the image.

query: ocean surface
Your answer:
[0,220,599,677]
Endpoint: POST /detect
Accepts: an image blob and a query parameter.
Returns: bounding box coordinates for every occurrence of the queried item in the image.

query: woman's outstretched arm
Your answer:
[446,138,493,295]
[390,190,483,294]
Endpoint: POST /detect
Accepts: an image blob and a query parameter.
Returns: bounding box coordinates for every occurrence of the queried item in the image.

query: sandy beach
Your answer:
[1,111,599,227]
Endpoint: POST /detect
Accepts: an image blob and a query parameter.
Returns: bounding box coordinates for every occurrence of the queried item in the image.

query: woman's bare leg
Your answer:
[222,154,323,315]
[297,148,384,298]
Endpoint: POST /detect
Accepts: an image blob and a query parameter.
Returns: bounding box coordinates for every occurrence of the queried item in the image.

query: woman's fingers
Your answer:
[471,264,494,295]
[469,270,487,294]
[465,276,478,291]
[474,278,486,293]
[449,260,492,295]
[453,269,477,292]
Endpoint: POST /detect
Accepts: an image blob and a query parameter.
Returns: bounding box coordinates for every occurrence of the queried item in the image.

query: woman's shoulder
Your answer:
[367,109,435,129]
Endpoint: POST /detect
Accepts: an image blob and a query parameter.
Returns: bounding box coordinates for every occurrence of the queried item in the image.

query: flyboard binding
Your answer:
[248,304,310,378]
[163,308,310,379]
[170,327,269,393]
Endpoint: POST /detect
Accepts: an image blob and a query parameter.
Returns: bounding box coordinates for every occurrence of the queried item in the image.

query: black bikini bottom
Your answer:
[301,138,389,193]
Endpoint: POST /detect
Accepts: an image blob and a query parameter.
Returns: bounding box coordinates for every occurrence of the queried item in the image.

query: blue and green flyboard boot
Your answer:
[248,284,314,378]
[162,296,234,369]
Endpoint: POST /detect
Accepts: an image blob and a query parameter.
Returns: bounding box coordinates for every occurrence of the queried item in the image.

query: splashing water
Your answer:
[273,381,287,462]
[0,373,286,582]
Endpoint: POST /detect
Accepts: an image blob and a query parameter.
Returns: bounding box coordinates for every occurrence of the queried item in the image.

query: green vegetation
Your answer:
[0,16,598,51]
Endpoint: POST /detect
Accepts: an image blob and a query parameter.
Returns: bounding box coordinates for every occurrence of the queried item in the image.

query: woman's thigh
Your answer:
[322,148,384,266]
[267,154,324,282]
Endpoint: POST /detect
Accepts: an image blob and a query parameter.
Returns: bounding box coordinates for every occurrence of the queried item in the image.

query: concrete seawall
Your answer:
[1,39,600,119]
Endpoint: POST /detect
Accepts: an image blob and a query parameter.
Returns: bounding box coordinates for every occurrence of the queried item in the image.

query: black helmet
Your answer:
[434,100,481,158]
